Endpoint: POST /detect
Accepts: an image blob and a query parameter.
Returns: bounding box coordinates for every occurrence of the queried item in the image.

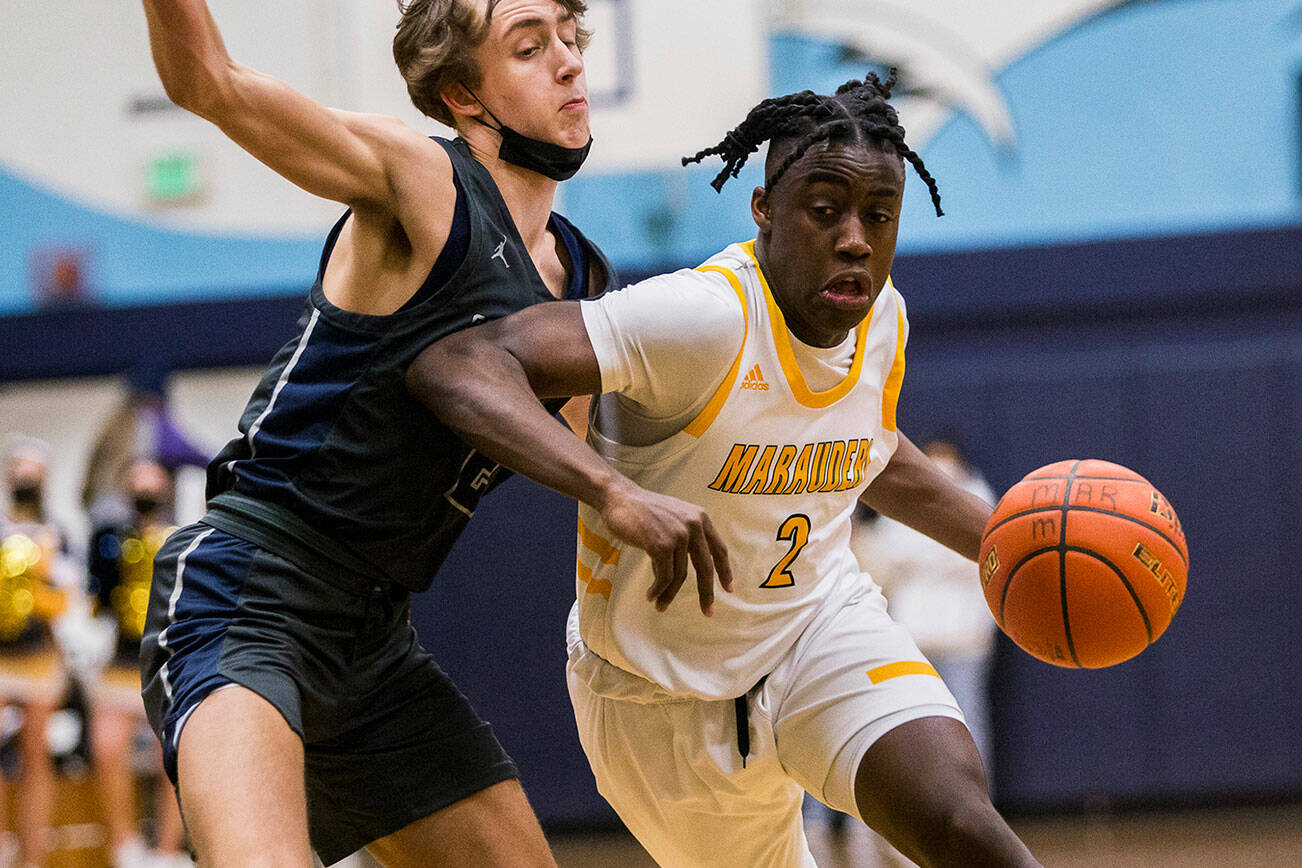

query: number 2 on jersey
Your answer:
[762,514,811,588]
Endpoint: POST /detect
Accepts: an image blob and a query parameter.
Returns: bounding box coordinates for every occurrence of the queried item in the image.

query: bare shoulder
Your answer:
[339,111,456,248]
[340,111,453,188]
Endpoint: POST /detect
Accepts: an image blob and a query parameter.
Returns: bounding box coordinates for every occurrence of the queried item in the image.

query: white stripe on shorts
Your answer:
[157,527,216,704]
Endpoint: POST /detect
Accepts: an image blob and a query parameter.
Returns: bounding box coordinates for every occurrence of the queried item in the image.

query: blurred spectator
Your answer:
[852,437,997,768]
[805,437,998,867]
[80,364,208,529]
[0,436,82,868]
[84,459,188,868]
[845,437,997,867]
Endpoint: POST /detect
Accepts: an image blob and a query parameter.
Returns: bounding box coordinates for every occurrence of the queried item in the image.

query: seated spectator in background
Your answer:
[80,364,209,530]
[85,459,188,868]
[845,436,997,867]
[852,437,997,767]
[0,436,82,868]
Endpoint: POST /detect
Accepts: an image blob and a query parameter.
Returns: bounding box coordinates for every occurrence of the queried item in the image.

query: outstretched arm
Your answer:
[861,432,993,560]
[141,0,449,217]
[408,302,734,614]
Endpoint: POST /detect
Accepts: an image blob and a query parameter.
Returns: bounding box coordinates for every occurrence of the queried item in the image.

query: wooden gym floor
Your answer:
[20,775,1302,866]
[548,802,1302,868]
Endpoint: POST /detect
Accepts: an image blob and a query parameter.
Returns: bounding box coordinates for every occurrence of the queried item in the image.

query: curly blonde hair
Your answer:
[394,0,591,127]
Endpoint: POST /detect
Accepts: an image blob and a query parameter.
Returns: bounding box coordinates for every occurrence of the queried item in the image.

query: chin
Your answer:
[562,120,591,145]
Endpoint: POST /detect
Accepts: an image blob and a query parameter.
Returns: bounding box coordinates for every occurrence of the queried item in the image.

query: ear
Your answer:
[751,186,773,234]
[440,82,482,123]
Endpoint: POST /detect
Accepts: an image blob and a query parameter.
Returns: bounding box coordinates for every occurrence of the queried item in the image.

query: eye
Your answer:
[519,44,541,58]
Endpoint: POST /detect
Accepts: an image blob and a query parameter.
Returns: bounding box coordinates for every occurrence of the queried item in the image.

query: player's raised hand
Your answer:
[598,477,733,616]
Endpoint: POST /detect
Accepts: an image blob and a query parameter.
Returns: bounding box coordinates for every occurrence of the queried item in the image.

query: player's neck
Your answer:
[464,133,560,250]
[493,164,560,249]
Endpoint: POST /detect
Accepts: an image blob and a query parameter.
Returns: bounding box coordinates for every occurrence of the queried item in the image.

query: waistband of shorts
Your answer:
[202,496,387,595]
[566,607,707,705]
[567,638,698,705]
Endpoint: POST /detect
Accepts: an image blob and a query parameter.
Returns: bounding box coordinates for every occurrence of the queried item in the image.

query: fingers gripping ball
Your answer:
[978,460,1188,668]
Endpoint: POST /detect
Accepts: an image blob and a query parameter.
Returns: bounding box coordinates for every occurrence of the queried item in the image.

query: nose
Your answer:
[555,37,584,82]
[835,216,871,260]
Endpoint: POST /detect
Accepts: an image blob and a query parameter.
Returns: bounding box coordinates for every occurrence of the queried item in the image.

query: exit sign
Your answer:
[146,151,202,203]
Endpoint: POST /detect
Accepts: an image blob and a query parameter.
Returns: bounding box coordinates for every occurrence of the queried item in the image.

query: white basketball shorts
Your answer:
[565,579,966,867]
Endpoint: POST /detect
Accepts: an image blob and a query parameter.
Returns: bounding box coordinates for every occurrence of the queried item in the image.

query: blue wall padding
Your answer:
[3,225,1298,820]
[413,226,1302,820]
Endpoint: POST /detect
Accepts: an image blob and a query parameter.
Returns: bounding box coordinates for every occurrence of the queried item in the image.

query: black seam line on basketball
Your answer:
[997,544,1061,629]
[1023,475,1151,484]
[1059,461,1082,668]
[1058,545,1154,645]
[985,506,1188,568]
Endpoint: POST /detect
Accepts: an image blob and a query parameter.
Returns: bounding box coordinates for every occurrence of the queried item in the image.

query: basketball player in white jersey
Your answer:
[413,72,1040,866]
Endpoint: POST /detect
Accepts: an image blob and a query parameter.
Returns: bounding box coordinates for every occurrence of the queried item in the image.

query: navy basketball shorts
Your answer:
[139,522,518,864]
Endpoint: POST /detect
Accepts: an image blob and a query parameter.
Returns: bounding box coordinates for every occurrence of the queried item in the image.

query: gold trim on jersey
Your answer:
[577,516,621,565]
[683,265,750,438]
[867,661,940,684]
[881,308,907,432]
[576,516,618,600]
[739,241,871,409]
[576,555,613,600]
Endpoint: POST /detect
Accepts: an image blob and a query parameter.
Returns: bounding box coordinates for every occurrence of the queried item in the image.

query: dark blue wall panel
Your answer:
[6,227,1301,822]
[902,289,1302,809]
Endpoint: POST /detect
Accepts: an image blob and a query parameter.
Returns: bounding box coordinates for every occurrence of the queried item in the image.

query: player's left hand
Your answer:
[598,476,734,615]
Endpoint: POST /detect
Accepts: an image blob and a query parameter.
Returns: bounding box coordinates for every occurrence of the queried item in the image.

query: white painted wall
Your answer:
[0,0,767,235]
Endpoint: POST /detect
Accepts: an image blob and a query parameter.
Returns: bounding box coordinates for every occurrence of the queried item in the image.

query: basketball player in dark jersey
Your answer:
[136,1,731,865]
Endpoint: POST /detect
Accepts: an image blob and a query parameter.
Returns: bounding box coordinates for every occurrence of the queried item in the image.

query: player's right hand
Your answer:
[598,477,734,616]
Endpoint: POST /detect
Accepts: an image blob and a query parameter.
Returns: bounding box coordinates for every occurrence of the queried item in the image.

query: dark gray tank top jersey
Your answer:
[204,137,618,592]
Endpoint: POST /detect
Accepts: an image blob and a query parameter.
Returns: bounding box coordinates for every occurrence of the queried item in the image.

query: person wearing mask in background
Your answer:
[847,436,998,867]
[80,366,209,533]
[0,437,81,868]
[85,459,188,868]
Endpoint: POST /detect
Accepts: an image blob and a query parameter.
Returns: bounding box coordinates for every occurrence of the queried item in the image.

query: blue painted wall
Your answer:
[0,169,320,314]
[3,0,1301,309]
[567,0,1302,266]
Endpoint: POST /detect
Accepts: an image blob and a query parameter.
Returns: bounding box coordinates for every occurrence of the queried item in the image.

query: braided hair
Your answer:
[682,70,943,217]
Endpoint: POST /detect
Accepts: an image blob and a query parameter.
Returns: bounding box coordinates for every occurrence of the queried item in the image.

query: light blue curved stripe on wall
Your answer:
[567,0,1302,264]
[898,0,1302,251]
[0,167,321,313]
[2,0,1300,311]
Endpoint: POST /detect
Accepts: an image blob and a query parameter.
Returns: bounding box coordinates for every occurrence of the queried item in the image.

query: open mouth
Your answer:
[820,274,873,307]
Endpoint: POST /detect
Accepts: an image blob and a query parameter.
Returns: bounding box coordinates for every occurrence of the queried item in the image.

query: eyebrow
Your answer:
[804,171,902,195]
[803,171,851,187]
[502,10,575,38]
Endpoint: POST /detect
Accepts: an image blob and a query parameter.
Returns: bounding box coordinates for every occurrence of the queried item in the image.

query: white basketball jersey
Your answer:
[575,241,909,700]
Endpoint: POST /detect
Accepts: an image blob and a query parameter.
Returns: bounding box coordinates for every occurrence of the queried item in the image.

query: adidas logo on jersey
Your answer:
[740,364,769,391]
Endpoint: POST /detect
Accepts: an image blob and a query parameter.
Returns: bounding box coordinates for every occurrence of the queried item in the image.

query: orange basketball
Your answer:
[978,460,1188,668]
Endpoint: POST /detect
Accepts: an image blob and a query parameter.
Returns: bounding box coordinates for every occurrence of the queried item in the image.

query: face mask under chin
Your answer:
[464,87,592,182]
